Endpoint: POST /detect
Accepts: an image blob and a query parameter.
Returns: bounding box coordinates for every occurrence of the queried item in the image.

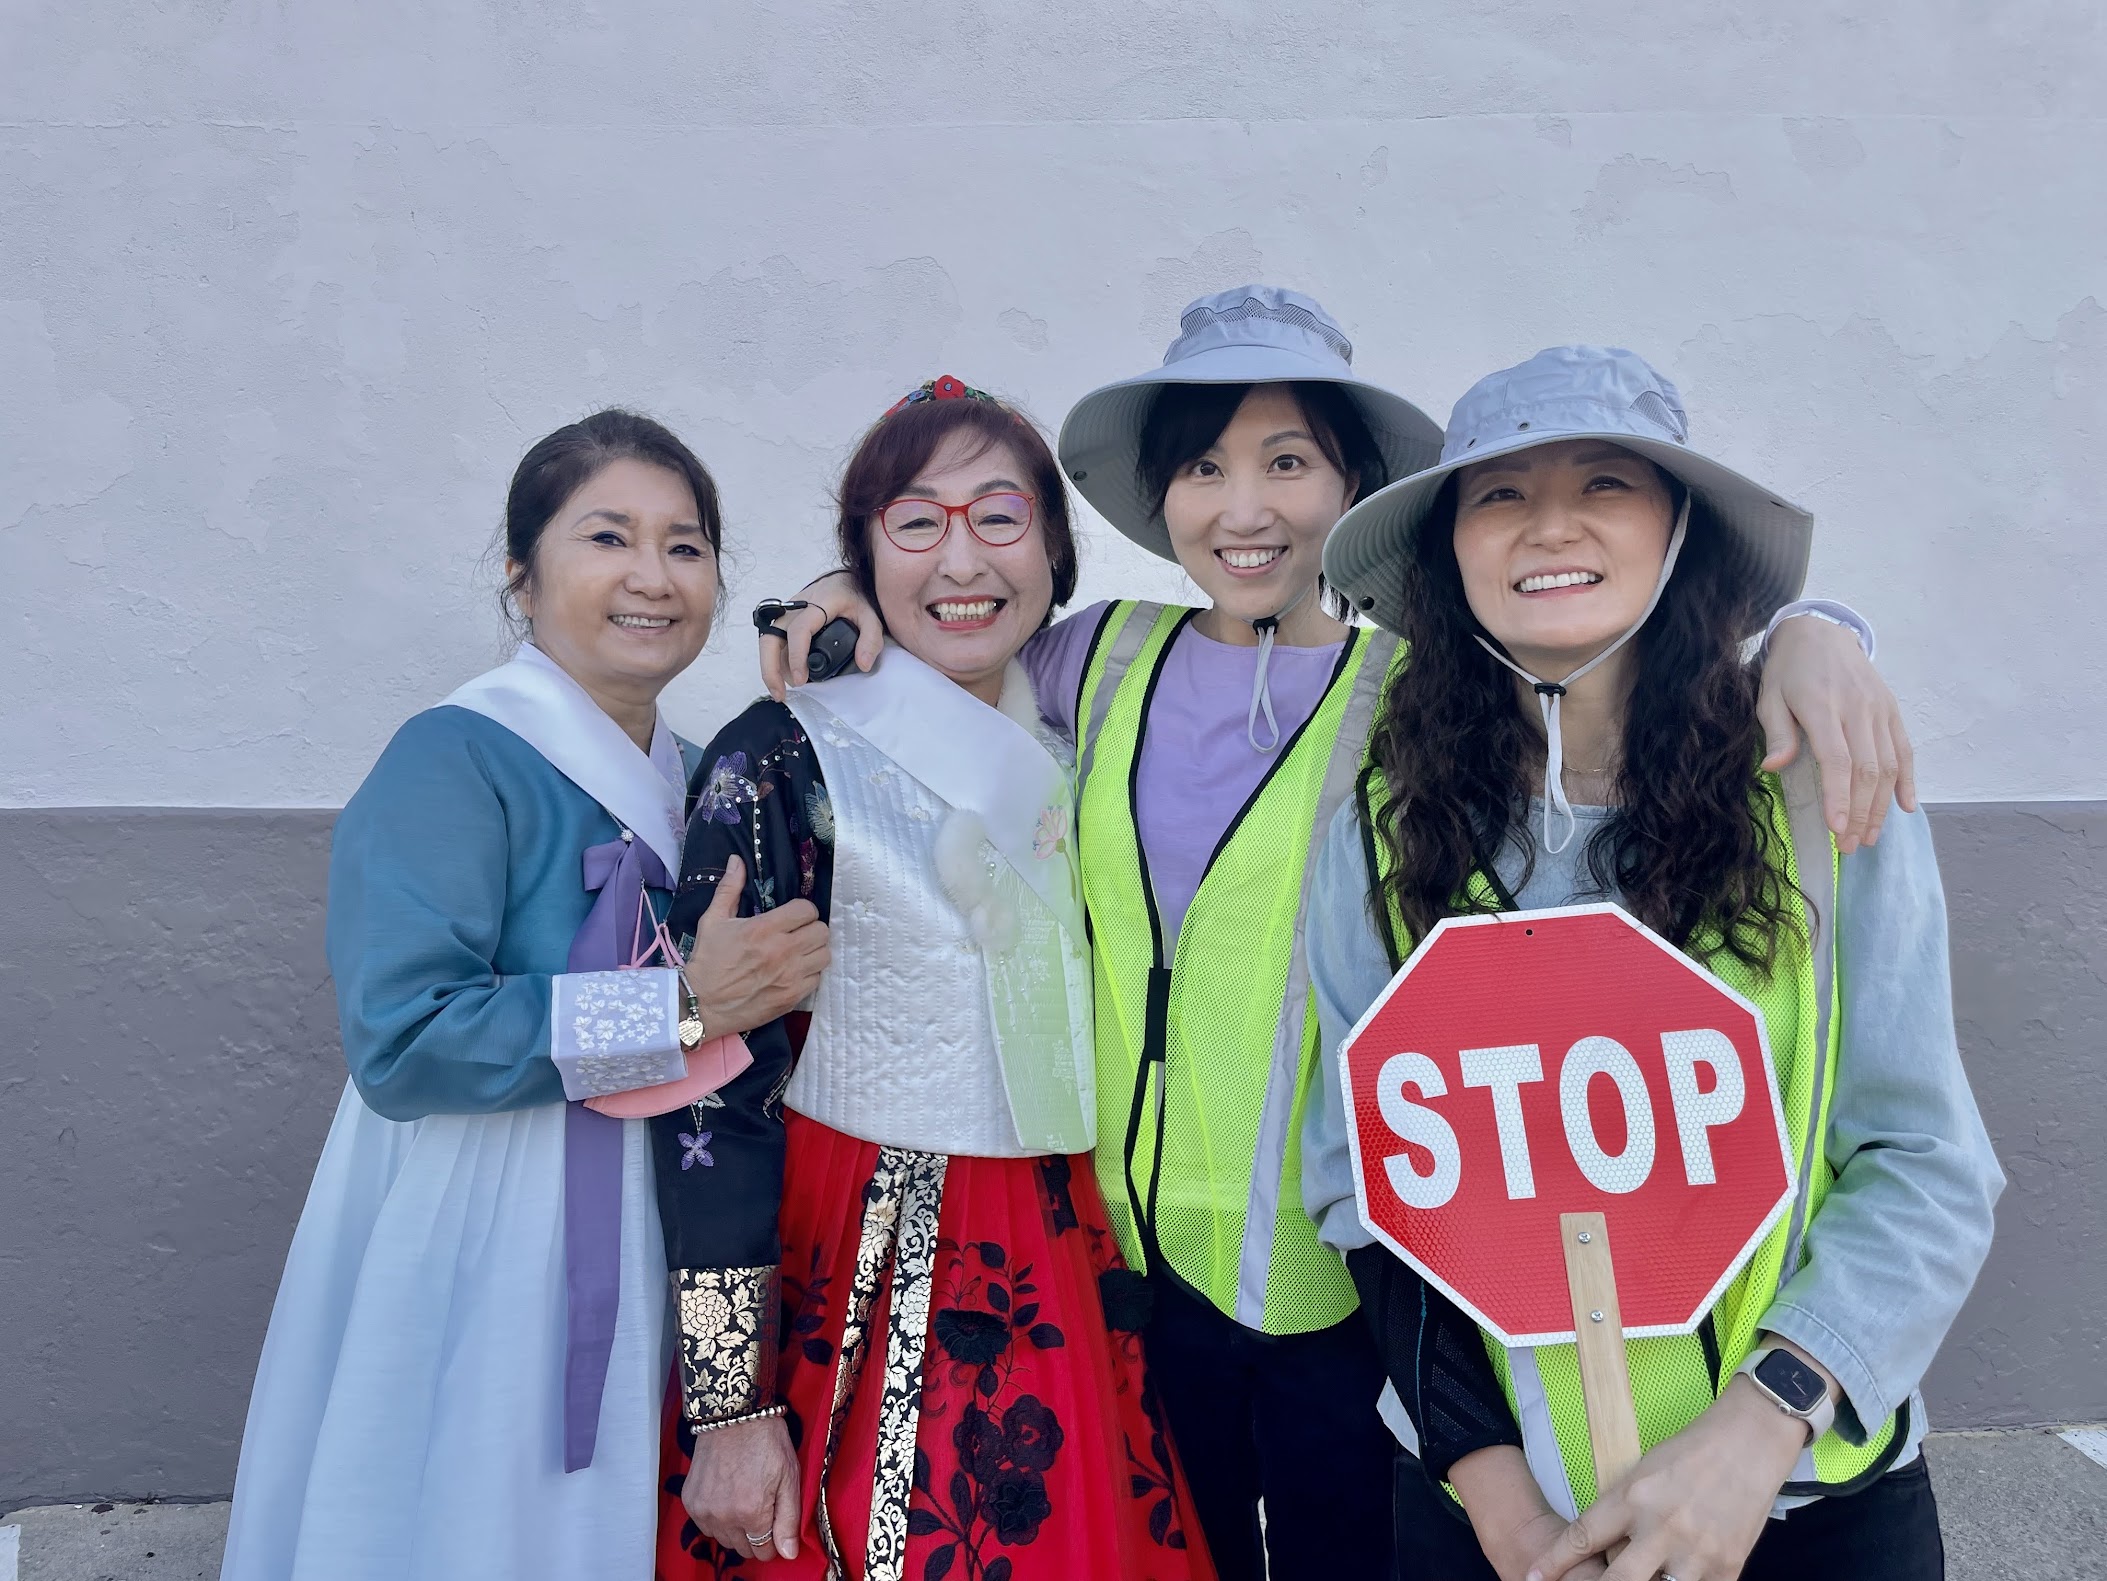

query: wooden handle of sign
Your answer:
[1560,1211,1642,1492]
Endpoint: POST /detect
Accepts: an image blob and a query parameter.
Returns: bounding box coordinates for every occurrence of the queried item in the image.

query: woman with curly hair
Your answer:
[1303,346,2002,1581]
[649,379,1212,1581]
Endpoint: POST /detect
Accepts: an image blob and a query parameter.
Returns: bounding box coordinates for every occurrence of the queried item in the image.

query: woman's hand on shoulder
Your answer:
[681,1413,801,1561]
[759,571,883,699]
[683,855,830,1034]
[1758,614,1917,854]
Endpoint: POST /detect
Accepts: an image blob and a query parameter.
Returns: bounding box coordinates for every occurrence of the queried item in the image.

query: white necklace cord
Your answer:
[1472,500,1690,855]
[1244,576,1316,753]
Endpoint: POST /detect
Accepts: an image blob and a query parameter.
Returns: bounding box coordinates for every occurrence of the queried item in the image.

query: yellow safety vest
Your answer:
[1075,601,1401,1334]
[1357,760,1905,1508]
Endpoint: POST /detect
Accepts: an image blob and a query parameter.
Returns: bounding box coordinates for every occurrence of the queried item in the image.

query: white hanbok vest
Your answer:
[783,650,1095,1158]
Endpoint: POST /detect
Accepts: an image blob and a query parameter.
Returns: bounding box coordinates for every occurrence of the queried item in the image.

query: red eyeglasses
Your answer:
[878,492,1035,552]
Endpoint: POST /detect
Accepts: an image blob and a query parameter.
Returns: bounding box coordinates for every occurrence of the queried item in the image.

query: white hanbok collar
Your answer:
[793,647,1082,941]
[444,641,686,873]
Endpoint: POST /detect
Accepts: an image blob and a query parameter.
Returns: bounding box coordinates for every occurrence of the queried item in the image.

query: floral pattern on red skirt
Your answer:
[656,1112,1214,1581]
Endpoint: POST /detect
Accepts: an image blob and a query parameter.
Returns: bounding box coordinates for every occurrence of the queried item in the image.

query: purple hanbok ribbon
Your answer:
[562,830,674,1473]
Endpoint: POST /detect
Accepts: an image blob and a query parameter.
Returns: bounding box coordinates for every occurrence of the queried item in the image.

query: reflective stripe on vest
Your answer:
[1358,754,1904,1505]
[1076,600,1400,1334]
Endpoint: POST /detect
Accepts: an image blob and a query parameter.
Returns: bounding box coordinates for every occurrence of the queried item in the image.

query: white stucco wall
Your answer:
[3,0,2101,807]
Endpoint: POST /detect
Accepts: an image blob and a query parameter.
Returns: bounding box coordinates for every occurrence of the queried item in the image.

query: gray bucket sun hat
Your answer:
[1323,344,1814,641]
[1057,285,1443,560]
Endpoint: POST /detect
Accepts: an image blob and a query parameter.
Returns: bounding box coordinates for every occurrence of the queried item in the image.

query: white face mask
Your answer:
[1471,497,1691,855]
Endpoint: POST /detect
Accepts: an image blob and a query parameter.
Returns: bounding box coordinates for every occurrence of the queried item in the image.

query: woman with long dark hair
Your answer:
[760,291,1912,1580]
[1305,346,2002,1581]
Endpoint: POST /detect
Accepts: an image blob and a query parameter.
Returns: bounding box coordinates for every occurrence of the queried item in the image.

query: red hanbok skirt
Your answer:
[656,1111,1214,1581]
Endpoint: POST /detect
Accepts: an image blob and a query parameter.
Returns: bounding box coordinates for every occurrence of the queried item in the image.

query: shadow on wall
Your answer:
[0,801,2098,1505]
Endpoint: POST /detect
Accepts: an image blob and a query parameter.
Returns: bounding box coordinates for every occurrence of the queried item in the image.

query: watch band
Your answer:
[1735,1345,1836,1443]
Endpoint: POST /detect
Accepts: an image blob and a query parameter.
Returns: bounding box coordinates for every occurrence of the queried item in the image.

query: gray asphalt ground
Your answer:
[5,1428,2103,1579]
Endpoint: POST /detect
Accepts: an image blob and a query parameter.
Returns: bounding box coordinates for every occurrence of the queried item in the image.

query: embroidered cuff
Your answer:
[675,1265,782,1425]
[550,968,687,1101]
[1763,599,1875,662]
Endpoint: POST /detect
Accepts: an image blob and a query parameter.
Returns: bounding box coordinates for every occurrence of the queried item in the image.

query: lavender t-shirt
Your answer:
[1022,601,1346,944]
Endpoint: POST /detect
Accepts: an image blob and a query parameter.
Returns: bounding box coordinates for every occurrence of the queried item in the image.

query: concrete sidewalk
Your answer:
[5,1428,2104,1579]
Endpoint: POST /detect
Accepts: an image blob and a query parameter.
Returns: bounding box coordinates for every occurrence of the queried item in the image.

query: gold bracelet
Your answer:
[688,1401,787,1435]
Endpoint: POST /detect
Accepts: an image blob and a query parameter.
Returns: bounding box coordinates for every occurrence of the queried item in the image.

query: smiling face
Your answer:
[511,456,718,708]
[1451,439,1678,679]
[1160,385,1358,632]
[868,431,1055,705]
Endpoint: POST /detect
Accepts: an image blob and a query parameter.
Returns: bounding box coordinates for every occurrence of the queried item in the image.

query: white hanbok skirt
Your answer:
[219,1085,669,1581]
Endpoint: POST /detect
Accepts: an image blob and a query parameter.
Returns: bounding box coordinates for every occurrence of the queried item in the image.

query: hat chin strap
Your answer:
[1472,499,1690,856]
[1246,576,1318,753]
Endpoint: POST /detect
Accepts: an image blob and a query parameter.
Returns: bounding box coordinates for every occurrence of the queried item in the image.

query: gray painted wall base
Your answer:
[1926,802,2106,1430]
[1,811,343,1508]
[1,802,2100,1505]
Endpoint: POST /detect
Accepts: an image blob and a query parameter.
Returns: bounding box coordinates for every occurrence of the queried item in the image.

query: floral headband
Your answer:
[882,374,1008,420]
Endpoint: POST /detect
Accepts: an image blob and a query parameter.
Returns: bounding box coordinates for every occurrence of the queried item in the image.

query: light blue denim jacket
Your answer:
[1302,796,2004,1467]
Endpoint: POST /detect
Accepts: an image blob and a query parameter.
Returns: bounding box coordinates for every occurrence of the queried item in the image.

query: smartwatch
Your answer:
[1735,1345,1836,1443]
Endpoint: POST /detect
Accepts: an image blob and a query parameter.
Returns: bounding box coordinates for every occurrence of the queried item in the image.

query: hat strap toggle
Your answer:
[1242,574,1320,753]
[1473,498,1689,856]
[1248,615,1283,752]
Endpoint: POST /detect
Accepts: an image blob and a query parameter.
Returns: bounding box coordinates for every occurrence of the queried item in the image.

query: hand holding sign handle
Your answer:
[1560,1212,1641,1491]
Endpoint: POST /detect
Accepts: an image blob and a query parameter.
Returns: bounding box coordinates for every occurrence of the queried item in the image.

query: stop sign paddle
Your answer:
[1341,903,1796,1487]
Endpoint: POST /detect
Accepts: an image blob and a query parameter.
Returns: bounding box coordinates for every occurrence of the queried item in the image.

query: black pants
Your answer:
[1391,1447,1947,1581]
[1145,1272,1397,1581]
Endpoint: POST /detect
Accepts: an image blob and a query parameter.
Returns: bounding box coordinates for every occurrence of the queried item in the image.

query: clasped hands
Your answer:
[1463,1375,1815,1581]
